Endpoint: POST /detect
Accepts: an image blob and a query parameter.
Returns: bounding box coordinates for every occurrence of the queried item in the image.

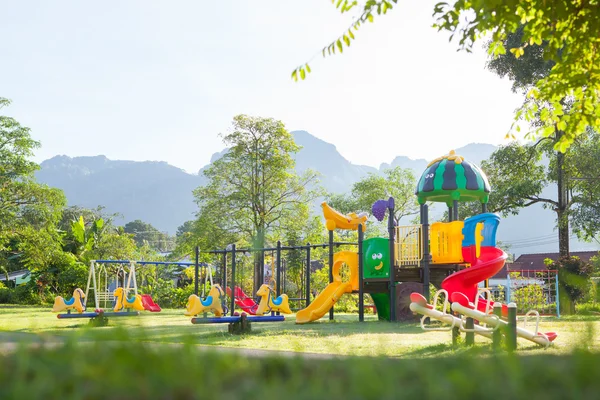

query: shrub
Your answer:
[0,284,12,303]
[576,302,600,315]
[55,259,88,297]
[511,284,547,313]
[140,277,179,308]
[9,282,42,305]
[547,256,593,314]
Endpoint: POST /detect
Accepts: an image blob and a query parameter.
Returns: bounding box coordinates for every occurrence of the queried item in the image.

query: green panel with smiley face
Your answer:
[363,237,390,279]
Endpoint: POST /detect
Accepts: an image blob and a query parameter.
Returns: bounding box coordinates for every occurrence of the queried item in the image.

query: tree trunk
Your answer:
[253,226,265,296]
[557,208,570,257]
[556,130,569,257]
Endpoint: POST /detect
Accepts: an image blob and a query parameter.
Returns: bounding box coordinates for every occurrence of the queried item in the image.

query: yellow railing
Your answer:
[430,221,464,264]
[395,225,423,267]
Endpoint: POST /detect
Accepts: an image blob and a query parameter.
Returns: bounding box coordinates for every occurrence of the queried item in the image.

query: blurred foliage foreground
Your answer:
[1,338,599,400]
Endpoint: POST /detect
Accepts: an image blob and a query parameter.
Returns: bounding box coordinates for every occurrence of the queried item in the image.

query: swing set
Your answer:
[52,260,163,323]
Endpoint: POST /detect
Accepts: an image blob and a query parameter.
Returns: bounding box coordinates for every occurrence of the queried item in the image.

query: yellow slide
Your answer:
[295,281,353,324]
[296,251,359,324]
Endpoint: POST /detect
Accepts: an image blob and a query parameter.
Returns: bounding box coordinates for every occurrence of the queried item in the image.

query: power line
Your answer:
[508,235,577,249]
[501,233,557,244]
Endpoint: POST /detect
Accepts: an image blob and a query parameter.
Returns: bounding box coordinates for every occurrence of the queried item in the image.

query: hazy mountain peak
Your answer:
[41,154,110,168]
[35,132,596,256]
[292,130,337,150]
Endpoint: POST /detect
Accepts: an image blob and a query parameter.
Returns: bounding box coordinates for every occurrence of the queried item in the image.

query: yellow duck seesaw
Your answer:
[185,285,226,317]
[113,287,145,312]
[52,288,86,313]
[256,284,292,315]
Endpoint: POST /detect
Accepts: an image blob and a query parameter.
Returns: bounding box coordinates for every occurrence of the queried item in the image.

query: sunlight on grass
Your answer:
[1,305,599,357]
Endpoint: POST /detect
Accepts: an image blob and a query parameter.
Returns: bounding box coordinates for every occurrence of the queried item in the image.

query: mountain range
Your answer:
[36,131,599,257]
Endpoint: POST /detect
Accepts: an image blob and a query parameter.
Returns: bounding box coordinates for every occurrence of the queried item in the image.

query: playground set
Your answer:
[50,150,558,347]
[293,150,558,346]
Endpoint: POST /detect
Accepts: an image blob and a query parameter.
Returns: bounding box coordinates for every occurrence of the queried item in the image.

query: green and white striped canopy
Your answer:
[415,150,490,206]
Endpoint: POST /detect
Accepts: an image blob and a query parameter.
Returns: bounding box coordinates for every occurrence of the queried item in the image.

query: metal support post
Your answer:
[453,200,459,221]
[194,246,199,296]
[358,224,364,322]
[422,204,430,302]
[388,197,396,322]
[276,241,282,316]
[306,243,311,308]
[329,230,334,320]
[230,245,236,317]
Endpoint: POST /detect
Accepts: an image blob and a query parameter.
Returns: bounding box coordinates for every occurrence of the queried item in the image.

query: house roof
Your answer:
[0,269,30,282]
[514,251,599,269]
[491,262,528,279]
[490,251,599,279]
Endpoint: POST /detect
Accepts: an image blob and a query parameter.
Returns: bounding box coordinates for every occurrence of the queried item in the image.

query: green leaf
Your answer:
[509,47,525,58]
[72,216,85,245]
[85,237,94,252]
[367,13,374,23]
[336,39,343,53]
[383,1,391,14]
[305,63,311,73]
[343,35,350,46]
[300,68,306,80]
[291,69,298,81]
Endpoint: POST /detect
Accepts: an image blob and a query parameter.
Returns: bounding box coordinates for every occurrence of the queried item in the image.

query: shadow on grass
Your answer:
[4,315,428,353]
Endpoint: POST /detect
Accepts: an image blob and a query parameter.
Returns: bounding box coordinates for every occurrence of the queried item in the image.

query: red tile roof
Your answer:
[514,251,598,269]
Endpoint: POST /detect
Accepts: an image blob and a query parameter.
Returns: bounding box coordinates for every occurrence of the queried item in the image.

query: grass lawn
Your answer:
[1,305,599,357]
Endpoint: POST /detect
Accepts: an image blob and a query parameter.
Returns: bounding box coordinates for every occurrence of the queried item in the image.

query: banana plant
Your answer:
[70,216,104,261]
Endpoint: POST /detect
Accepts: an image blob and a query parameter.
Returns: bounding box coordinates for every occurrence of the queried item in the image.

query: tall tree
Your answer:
[292,1,600,152]
[460,132,600,256]
[193,115,320,293]
[0,98,66,274]
[561,132,600,243]
[485,27,586,256]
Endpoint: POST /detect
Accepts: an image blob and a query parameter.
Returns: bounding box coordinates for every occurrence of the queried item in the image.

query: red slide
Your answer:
[441,246,508,316]
[141,294,162,312]
[225,286,259,315]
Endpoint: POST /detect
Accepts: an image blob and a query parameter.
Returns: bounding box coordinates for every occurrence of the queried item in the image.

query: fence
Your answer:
[506,269,559,316]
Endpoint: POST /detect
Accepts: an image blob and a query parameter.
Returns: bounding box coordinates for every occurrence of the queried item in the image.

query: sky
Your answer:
[1,1,525,174]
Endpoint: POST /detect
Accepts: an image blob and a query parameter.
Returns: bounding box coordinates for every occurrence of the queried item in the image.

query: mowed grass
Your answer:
[1,305,599,357]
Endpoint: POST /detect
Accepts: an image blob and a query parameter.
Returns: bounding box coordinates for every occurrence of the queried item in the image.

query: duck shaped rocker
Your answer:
[185,285,226,317]
[52,288,86,313]
[256,284,292,315]
[113,287,145,312]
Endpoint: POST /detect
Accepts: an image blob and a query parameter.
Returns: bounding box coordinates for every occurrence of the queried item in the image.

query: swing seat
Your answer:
[201,296,213,307]
[64,297,76,306]
[272,296,284,306]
